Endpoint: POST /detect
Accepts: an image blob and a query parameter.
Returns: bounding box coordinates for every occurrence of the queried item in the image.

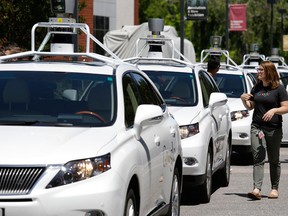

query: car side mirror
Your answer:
[209,92,228,108]
[134,104,163,140]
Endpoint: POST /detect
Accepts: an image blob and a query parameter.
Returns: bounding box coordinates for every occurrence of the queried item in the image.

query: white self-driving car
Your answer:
[0,21,183,216]
[200,39,256,158]
[125,20,232,203]
[213,65,255,155]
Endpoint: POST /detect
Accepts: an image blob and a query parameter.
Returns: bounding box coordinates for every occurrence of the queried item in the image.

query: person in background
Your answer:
[4,43,23,55]
[207,55,220,77]
[241,60,288,200]
[1,43,24,60]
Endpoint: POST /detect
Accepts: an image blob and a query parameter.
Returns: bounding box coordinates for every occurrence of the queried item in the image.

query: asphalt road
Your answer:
[180,147,288,216]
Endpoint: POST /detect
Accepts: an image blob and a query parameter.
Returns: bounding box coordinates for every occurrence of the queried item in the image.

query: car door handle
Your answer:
[154,135,160,147]
[170,127,176,137]
[219,114,223,121]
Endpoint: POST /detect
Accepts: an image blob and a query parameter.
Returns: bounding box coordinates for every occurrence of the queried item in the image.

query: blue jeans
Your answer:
[250,124,282,190]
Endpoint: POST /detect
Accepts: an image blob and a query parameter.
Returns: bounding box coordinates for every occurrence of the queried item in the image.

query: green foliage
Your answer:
[140,0,288,64]
[0,0,51,50]
[0,0,86,51]
[1,0,288,64]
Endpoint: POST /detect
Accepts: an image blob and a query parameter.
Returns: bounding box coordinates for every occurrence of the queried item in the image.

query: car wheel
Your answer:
[166,168,180,216]
[124,188,138,216]
[199,146,212,203]
[216,143,231,187]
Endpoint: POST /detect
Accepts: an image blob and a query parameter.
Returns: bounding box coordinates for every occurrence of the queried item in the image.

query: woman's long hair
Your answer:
[256,60,280,89]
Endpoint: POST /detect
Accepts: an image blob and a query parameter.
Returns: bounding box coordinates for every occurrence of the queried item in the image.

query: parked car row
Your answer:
[0,18,235,216]
[3,17,288,215]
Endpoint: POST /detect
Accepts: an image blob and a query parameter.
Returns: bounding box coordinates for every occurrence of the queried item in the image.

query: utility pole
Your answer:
[180,0,184,56]
[278,8,286,52]
[270,2,274,53]
[73,0,78,53]
[225,0,229,50]
[267,0,276,54]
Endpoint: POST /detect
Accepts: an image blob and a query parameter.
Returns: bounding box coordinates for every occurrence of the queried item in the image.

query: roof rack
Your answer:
[200,36,238,67]
[240,53,265,67]
[125,18,191,64]
[131,35,191,63]
[200,48,238,67]
[126,56,190,68]
[265,48,288,67]
[0,18,121,63]
[266,55,288,67]
[240,43,265,67]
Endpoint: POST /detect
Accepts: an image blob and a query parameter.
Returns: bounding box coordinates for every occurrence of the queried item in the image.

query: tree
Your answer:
[0,0,51,50]
[0,0,87,52]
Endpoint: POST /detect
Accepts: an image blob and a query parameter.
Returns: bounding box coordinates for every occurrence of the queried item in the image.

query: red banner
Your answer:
[229,4,246,32]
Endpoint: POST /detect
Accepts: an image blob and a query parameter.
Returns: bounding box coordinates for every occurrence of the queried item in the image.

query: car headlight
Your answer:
[179,123,199,139]
[231,110,249,121]
[46,153,111,188]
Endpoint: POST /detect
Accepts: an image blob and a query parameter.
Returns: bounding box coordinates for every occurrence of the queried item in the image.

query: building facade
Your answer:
[79,0,138,54]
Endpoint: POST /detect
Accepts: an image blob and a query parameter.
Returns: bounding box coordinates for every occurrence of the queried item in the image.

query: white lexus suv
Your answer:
[125,19,232,203]
[0,20,183,216]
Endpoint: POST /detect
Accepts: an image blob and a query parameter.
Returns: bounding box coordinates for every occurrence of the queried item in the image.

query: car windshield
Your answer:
[214,73,247,98]
[144,71,197,106]
[0,71,116,127]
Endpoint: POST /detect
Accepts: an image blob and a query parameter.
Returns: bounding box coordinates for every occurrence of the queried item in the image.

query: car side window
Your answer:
[131,72,165,108]
[123,71,165,128]
[123,73,139,128]
[247,73,256,86]
[199,70,218,107]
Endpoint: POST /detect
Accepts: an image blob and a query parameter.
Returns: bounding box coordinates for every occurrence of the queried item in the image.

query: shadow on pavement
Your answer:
[231,151,253,165]
[181,152,252,206]
[181,176,223,206]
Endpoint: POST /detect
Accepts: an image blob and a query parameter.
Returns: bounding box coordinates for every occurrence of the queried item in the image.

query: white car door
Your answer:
[199,71,229,167]
[123,72,176,212]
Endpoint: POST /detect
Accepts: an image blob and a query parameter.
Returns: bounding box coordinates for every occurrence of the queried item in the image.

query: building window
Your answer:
[94,16,109,55]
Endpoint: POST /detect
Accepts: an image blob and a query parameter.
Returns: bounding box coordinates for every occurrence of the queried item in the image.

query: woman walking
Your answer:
[241,60,288,200]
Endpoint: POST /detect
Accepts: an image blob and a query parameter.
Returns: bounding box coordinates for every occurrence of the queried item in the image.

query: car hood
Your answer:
[227,98,246,111]
[168,106,199,126]
[0,126,117,165]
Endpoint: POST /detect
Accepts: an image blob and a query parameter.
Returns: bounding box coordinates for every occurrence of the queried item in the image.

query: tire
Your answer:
[217,143,231,187]
[124,188,138,216]
[166,168,181,216]
[199,146,212,203]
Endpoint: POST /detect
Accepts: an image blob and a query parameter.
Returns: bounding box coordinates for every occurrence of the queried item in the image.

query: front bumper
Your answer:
[181,133,208,178]
[0,169,124,216]
[231,119,251,146]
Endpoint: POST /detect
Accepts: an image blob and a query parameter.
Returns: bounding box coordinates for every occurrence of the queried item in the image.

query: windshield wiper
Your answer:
[0,120,75,126]
[0,120,40,126]
[53,122,74,127]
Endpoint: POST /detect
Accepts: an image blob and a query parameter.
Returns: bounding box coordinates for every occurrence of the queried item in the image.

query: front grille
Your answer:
[0,167,45,195]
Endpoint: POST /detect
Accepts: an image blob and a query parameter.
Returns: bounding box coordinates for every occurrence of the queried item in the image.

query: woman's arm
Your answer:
[263,101,288,121]
[240,93,254,110]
